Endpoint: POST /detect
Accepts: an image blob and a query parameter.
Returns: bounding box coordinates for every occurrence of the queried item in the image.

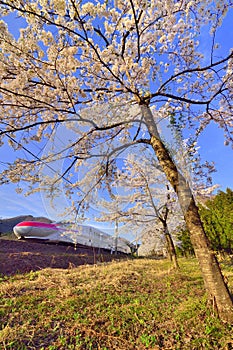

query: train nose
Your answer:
[13,225,31,239]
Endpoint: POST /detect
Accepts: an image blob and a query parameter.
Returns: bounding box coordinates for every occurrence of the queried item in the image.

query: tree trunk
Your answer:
[164,225,179,269]
[141,104,233,323]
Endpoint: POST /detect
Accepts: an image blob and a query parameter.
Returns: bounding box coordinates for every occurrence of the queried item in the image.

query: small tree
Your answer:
[96,152,181,268]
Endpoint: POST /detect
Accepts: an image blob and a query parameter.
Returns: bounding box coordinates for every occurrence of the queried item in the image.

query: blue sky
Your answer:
[0,5,233,230]
[198,123,233,191]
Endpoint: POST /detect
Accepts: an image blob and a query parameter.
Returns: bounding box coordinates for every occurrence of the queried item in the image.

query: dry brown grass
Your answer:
[1,257,233,350]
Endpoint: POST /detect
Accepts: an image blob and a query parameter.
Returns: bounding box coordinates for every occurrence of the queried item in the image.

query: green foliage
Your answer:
[1,258,233,349]
[176,226,195,257]
[176,189,233,255]
[199,188,233,252]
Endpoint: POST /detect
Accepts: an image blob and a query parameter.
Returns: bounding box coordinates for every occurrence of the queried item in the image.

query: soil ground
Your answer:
[0,238,129,276]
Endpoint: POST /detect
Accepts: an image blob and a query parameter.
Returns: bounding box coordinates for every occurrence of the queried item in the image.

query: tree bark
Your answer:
[164,224,179,270]
[141,104,233,323]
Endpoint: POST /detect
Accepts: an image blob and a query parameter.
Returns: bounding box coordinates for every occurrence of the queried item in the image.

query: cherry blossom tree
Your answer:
[96,151,181,268]
[0,0,233,321]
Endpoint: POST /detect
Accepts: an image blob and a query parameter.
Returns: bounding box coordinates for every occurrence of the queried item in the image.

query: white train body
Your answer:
[13,221,131,254]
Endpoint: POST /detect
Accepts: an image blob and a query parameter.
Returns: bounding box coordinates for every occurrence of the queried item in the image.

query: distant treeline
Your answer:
[177,188,233,255]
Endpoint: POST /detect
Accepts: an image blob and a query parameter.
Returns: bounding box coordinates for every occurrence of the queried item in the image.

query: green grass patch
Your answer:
[1,258,233,349]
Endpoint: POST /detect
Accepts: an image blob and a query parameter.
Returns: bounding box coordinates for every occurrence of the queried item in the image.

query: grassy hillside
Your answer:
[1,258,233,350]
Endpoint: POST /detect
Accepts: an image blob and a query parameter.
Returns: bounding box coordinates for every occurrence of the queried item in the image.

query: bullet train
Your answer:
[13,221,131,254]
